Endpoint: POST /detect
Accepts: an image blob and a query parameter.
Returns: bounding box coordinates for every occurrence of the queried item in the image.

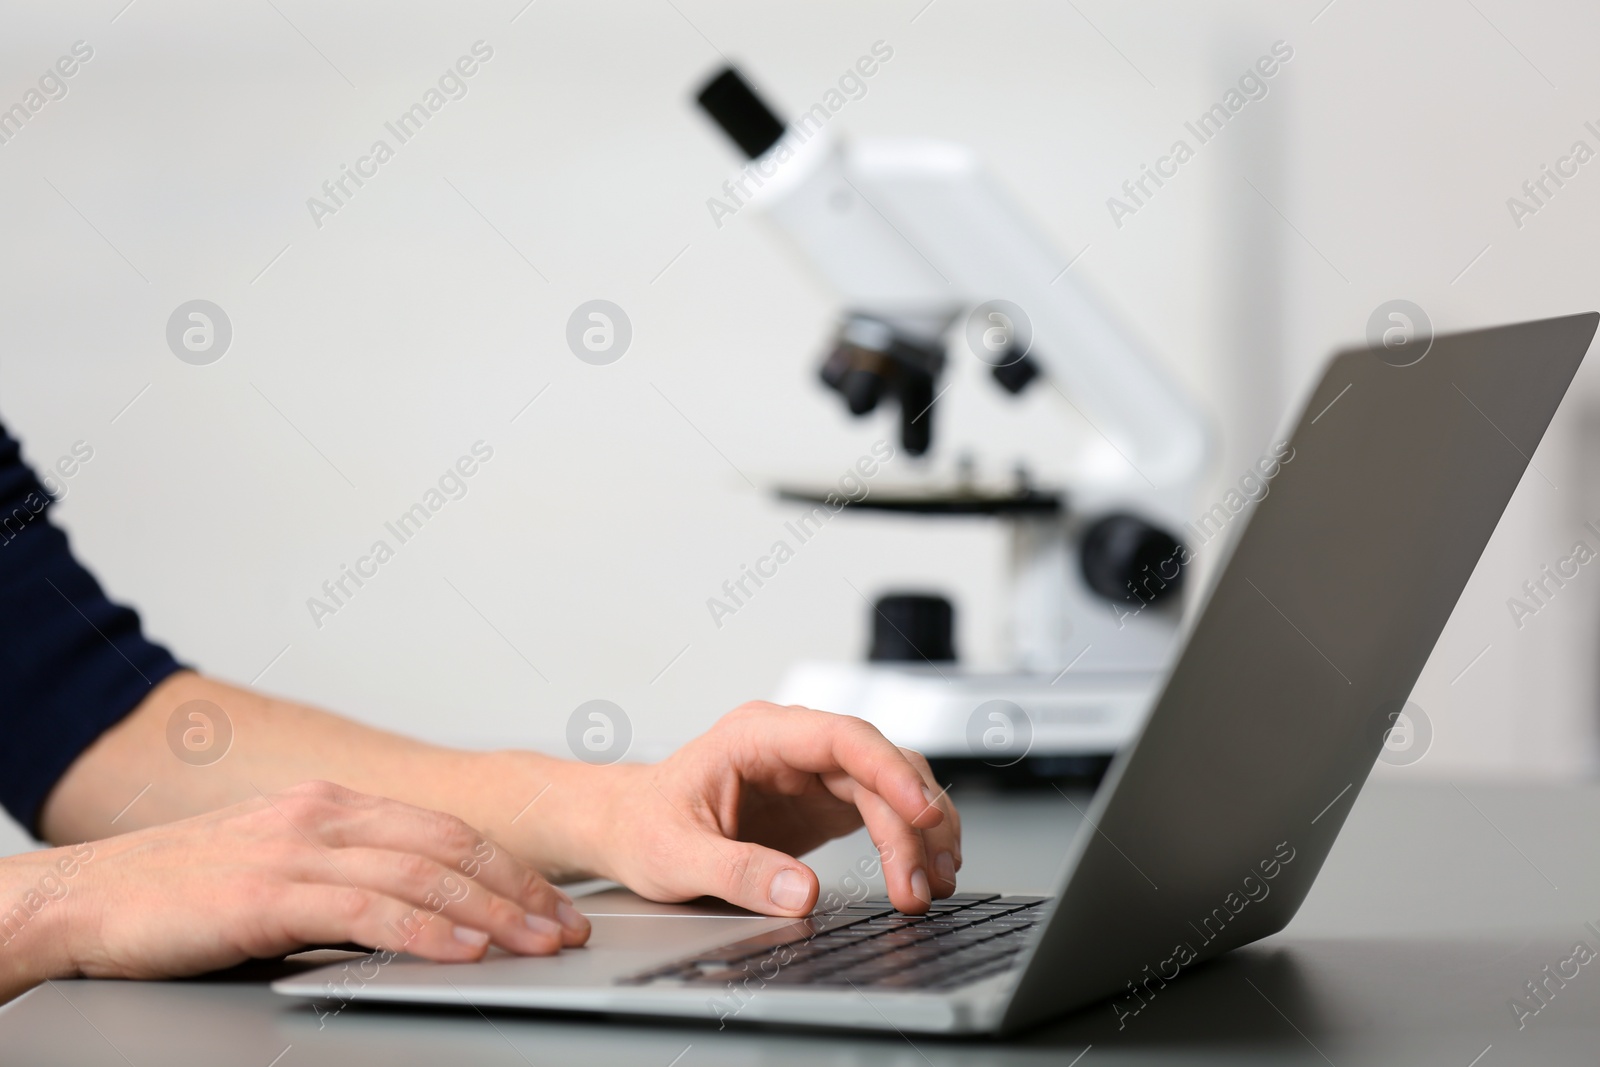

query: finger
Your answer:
[275,884,495,962]
[897,749,961,896]
[674,832,819,918]
[315,848,569,955]
[275,786,587,945]
[850,786,933,913]
[731,706,943,831]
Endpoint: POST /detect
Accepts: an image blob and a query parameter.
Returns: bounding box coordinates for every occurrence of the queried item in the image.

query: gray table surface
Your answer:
[5,779,1600,1065]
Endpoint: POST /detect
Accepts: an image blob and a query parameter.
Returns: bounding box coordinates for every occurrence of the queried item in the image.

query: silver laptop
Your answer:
[275,312,1598,1034]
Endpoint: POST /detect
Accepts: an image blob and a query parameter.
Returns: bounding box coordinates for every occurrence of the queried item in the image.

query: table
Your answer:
[6,781,1600,1065]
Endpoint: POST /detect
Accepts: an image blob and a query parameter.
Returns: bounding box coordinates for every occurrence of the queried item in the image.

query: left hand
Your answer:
[588,703,961,917]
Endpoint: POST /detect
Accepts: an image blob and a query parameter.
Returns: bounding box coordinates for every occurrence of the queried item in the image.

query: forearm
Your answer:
[38,671,623,882]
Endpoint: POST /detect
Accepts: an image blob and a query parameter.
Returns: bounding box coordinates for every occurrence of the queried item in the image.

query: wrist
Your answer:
[470,751,599,881]
[0,849,87,1003]
[557,759,647,884]
[480,751,643,884]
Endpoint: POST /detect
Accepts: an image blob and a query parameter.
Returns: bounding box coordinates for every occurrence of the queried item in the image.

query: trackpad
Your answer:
[282,887,792,994]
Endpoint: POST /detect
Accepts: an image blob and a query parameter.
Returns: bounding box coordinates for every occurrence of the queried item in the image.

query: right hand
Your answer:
[6,780,588,993]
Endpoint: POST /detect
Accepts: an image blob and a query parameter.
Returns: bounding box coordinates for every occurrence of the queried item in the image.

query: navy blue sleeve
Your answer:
[0,420,185,835]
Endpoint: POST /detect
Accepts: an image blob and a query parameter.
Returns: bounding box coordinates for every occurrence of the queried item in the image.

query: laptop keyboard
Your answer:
[621,893,1051,993]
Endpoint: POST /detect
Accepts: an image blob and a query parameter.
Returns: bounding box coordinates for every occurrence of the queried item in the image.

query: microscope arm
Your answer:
[752,133,1209,516]
[846,140,1210,508]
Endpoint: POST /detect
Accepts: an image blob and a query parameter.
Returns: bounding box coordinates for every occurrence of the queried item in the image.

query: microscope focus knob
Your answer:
[1079,514,1185,606]
[868,594,957,663]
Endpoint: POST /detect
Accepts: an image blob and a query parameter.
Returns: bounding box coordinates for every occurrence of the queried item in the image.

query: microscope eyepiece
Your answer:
[695,67,785,160]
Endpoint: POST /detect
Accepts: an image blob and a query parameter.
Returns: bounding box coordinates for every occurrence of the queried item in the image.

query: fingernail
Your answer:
[922,785,940,808]
[525,913,563,938]
[769,868,809,911]
[934,851,956,888]
[556,902,588,934]
[910,869,931,905]
[453,925,490,947]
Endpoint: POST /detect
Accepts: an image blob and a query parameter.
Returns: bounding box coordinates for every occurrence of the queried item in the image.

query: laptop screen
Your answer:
[1005,312,1599,1029]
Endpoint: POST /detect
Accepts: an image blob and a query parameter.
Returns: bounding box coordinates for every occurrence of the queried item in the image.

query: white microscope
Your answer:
[695,68,1211,784]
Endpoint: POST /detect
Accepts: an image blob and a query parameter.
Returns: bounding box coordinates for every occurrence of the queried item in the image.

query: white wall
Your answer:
[2,0,1598,850]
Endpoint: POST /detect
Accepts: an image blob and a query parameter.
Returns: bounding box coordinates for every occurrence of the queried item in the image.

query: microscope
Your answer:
[695,68,1211,783]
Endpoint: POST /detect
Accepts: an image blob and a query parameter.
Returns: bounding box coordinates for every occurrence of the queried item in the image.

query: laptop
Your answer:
[274,312,1598,1034]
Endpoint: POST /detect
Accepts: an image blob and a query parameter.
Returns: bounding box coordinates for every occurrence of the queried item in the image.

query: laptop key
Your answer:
[815,967,900,986]
[884,947,950,966]
[812,932,876,950]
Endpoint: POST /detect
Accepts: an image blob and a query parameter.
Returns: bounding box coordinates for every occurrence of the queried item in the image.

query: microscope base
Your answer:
[772,661,1161,762]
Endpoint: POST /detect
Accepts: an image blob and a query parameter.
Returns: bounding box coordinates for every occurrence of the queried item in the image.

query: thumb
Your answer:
[697,839,818,917]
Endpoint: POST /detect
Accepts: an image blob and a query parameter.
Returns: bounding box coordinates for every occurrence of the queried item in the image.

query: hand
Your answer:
[6,781,589,998]
[591,703,961,917]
